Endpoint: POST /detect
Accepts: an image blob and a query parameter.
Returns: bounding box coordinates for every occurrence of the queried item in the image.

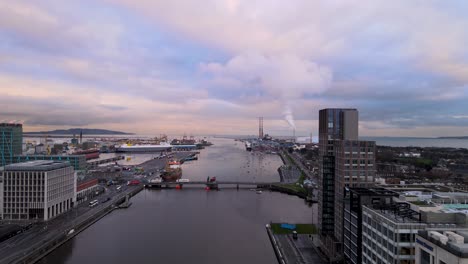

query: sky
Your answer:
[1,0,468,137]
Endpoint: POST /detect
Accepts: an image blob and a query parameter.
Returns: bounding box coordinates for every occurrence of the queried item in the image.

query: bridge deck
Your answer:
[146,181,279,185]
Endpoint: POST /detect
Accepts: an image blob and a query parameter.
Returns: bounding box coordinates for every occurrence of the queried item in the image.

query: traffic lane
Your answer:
[0,187,126,257]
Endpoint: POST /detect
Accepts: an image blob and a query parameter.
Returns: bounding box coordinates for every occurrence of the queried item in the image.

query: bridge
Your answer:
[144,181,318,203]
[145,181,280,189]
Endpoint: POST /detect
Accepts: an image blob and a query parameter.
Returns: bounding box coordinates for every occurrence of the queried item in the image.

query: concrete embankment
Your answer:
[14,186,144,264]
[270,185,307,199]
[266,224,287,264]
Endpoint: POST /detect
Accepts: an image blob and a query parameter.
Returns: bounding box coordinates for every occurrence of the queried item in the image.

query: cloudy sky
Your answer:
[1,0,468,137]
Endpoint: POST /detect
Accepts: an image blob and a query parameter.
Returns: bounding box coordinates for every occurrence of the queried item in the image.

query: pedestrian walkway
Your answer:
[274,233,326,264]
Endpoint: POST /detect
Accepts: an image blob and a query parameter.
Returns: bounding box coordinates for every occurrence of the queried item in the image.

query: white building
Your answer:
[362,204,428,264]
[416,230,468,264]
[1,160,76,221]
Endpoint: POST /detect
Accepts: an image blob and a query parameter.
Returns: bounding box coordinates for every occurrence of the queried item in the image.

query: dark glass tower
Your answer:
[0,123,23,167]
[318,109,358,236]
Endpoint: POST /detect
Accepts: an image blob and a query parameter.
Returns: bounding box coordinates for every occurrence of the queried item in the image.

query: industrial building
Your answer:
[1,160,76,221]
[0,123,23,167]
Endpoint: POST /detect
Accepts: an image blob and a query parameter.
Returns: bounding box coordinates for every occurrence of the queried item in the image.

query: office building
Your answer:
[361,203,428,264]
[0,123,23,167]
[335,140,376,245]
[318,109,358,236]
[1,160,76,221]
[343,188,399,264]
[416,230,468,264]
[318,108,376,260]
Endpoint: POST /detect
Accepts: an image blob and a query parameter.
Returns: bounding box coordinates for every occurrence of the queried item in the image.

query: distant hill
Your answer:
[438,136,468,139]
[24,128,133,135]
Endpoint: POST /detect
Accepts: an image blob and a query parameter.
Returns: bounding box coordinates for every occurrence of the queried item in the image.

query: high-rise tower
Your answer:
[318,109,376,261]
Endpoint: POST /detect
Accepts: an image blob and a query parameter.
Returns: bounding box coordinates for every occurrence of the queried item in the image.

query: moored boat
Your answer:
[73,148,100,160]
[161,160,182,182]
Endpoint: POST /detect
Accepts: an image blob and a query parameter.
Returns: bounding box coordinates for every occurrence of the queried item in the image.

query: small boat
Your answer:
[256,190,263,194]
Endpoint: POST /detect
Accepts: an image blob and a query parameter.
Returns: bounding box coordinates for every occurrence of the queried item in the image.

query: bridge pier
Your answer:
[206,182,219,191]
[237,184,239,190]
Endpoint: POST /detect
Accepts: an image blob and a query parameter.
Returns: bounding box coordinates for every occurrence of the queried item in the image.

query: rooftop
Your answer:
[0,123,22,127]
[349,187,399,197]
[5,160,71,171]
[418,230,468,258]
[364,203,422,224]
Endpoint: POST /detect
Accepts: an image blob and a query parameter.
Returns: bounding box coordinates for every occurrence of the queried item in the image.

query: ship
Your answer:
[115,143,173,153]
[161,160,182,182]
[181,154,198,162]
[73,149,100,160]
[199,139,213,147]
[245,142,252,151]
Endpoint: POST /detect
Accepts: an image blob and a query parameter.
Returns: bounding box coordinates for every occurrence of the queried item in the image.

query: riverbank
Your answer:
[10,186,143,264]
[273,151,314,201]
[38,138,311,264]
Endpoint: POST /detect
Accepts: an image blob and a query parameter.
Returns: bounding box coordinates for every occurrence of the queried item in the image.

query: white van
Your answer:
[176,179,190,183]
[89,200,99,207]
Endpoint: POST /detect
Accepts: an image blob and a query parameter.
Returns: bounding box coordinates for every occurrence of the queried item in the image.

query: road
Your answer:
[0,185,137,264]
[289,152,317,181]
[275,234,325,264]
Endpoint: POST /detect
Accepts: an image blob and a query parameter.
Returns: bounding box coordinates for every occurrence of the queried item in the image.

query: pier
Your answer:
[86,155,125,168]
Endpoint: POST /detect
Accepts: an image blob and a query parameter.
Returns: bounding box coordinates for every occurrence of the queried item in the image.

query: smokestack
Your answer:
[259,117,264,139]
[293,128,296,143]
[80,130,83,144]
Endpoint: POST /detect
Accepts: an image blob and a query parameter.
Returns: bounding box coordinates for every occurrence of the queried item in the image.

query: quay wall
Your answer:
[266,224,287,264]
[14,186,144,264]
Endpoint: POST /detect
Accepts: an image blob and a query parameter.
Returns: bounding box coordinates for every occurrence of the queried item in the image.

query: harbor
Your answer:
[0,136,320,264]
[37,138,316,264]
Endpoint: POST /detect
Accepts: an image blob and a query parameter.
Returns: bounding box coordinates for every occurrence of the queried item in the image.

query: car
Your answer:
[292,231,298,240]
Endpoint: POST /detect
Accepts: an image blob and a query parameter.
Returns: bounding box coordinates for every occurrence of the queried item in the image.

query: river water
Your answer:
[39,138,315,264]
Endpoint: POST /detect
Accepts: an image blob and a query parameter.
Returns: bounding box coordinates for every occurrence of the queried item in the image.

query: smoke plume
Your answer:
[283,105,296,129]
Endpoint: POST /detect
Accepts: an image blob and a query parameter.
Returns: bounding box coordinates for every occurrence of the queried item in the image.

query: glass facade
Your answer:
[0,123,23,167]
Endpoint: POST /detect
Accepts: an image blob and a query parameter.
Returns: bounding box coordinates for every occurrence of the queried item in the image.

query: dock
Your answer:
[87,156,125,168]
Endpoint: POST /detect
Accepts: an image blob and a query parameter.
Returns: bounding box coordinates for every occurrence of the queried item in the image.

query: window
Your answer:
[399,233,412,242]
[420,249,431,264]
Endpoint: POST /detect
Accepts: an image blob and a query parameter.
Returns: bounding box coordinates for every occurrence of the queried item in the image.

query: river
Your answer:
[39,138,315,264]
